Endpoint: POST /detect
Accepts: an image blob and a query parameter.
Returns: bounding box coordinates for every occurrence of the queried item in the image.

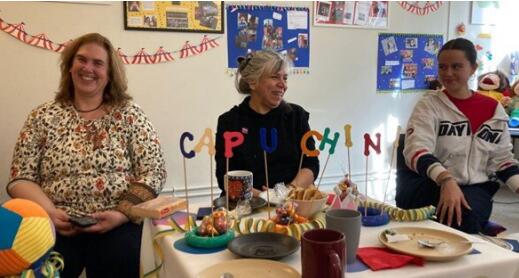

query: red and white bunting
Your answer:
[198,35,219,53]
[3,22,28,42]
[132,48,154,64]
[0,18,220,65]
[27,33,55,51]
[399,1,443,16]
[180,41,199,59]
[153,47,174,63]
[53,41,70,53]
[117,48,130,65]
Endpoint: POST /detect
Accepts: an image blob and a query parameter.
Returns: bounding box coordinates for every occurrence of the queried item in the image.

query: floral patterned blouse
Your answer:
[8,101,166,216]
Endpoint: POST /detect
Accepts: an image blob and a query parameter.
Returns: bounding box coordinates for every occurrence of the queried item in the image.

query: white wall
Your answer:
[0,1,452,203]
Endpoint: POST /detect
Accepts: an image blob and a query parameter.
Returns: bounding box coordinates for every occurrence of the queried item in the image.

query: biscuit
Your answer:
[303,188,317,200]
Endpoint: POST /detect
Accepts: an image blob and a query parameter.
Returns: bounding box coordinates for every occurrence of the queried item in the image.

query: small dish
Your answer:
[358,207,390,226]
[288,193,328,218]
[184,227,235,249]
[227,232,300,260]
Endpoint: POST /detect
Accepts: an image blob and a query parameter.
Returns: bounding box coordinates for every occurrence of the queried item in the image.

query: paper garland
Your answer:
[398,1,443,16]
[365,200,436,221]
[0,17,220,65]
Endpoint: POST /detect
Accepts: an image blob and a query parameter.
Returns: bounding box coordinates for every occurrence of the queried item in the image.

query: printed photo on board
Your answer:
[405,37,418,49]
[400,50,414,62]
[381,36,398,56]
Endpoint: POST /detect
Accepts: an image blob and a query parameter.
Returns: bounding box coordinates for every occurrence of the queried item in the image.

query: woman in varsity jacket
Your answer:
[396,38,519,234]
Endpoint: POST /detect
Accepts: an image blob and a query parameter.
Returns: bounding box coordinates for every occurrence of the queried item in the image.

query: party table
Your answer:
[140,204,519,278]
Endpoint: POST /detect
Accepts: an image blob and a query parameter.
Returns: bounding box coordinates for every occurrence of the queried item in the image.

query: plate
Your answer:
[378,226,472,261]
[213,196,267,211]
[259,189,285,205]
[196,258,300,278]
[228,232,300,260]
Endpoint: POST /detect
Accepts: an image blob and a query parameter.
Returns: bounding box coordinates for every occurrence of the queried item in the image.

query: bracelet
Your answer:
[437,176,456,187]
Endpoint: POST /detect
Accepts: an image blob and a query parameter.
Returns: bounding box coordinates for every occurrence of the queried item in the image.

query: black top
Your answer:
[215,96,320,193]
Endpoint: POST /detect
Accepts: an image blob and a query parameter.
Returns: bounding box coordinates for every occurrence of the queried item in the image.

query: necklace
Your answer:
[73,102,104,113]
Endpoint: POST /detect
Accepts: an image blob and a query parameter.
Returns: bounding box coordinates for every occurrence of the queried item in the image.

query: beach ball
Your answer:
[0,199,55,276]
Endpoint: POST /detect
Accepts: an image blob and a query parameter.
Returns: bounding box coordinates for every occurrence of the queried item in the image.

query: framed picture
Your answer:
[123,1,224,33]
[313,1,388,29]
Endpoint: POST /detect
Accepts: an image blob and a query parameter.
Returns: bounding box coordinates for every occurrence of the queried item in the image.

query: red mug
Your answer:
[301,229,346,278]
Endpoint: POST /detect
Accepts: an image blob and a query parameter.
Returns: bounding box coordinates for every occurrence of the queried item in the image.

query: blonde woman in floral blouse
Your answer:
[7,33,166,277]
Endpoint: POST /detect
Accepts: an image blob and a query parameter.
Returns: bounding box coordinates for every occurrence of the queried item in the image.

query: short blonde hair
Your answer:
[235,50,289,95]
[55,33,131,106]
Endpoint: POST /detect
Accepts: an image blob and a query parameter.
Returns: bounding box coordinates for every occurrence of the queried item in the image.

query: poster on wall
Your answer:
[377,33,443,92]
[313,1,388,29]
[226,5,310,69]
[123,1,224,33]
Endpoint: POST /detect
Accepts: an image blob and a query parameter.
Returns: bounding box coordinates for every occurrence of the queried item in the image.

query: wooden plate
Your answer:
[378,226,472,261]
[196,258,300,278]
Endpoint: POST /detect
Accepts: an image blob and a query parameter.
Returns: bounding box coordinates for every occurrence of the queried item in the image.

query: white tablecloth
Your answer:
[141,205,519,278]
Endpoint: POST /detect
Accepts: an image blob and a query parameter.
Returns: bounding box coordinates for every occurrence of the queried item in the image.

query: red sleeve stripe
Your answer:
[498,162,513,170]
[411,149,429,171]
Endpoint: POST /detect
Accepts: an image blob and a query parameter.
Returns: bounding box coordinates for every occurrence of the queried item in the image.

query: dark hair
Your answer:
[438,38,477,66]
[427,79,442,90]
[55,33,131,106]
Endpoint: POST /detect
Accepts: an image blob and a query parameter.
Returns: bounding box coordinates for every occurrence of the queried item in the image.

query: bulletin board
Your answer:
[377,33,443,92]
[313,1,388,29]
[226,5,310,69]
[123,1,224,33]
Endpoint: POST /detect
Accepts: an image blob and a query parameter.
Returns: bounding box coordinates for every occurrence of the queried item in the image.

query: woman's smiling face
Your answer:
[70,42,109,99]
[438,49,476,94]
[250,68,288,112]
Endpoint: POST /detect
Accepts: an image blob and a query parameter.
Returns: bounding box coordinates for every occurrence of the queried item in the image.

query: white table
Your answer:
[140,206,519,278]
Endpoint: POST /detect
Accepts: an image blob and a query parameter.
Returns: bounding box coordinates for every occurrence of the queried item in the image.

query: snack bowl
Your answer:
[185,227,235,249]
[288,193,328,218]
[358,207,390,227]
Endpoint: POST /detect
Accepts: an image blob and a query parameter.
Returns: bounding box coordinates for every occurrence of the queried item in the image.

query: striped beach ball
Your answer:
[0,199,55,276]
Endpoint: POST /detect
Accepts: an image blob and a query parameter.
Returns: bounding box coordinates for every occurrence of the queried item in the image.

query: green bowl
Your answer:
[184,227,235,249]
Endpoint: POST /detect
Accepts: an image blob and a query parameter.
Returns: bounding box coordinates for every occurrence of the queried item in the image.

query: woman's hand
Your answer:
[252,186,268,197]
[81,210,129,234]
[437,180,471,227]
[49,208,78,237]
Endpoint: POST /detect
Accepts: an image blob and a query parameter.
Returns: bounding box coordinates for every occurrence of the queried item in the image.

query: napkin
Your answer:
[356,247,424,271]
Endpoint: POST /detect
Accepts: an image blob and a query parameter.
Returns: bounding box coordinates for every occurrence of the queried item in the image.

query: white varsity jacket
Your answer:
[403,90,519,192]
